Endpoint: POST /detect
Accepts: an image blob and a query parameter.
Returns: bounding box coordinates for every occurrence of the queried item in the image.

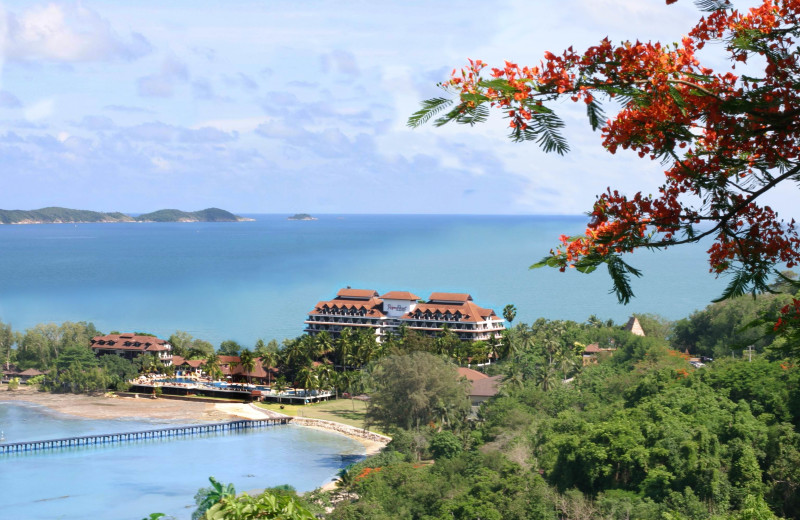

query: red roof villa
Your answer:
[91,333,173,366]
[305,288,505,342]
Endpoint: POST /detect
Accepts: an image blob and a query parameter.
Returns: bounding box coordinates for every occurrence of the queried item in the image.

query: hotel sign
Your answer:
[384,300,414,317]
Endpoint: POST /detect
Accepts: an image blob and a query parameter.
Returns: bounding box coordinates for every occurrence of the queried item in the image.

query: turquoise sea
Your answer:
[0,214,726,346]
[0,214,729,519]
[0,402,363,520]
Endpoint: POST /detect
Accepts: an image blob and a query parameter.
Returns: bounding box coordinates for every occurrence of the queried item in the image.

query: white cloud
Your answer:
[193,117,270,133]
[24,97,54,121]
[0,3,151,63]
[320,49,360,76]
[137,56,189,97]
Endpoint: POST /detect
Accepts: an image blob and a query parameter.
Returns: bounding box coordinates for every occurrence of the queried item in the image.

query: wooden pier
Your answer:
[0,418,290,454]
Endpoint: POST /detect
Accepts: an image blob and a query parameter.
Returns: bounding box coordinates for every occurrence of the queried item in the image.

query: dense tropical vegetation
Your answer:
[327,300,800,519]
[4,278,799,518]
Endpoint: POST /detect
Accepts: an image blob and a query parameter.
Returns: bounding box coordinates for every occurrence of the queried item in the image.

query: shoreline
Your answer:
[0,385,388,460]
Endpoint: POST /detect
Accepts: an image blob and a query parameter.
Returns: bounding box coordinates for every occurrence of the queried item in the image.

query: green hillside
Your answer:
[0,207,249,224]
[135,208,245,222]
[0,207,134,224]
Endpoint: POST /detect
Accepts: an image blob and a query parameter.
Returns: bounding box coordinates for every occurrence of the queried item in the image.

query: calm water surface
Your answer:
[0,215,730,517]
[0,214,726,345]
[0,402,363,520]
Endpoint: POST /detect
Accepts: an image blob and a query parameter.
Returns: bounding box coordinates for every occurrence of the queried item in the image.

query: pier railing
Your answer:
[0,418,290,454]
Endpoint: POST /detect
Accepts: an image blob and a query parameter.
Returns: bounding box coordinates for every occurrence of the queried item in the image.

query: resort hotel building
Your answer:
[90,333,174,366]
[305,288,505,342]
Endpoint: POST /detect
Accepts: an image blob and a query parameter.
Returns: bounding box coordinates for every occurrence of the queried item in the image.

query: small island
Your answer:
[287,213,317,221]
[0,207,253,224]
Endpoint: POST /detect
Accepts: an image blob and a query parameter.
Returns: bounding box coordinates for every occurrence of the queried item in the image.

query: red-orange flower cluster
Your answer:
[354,466,383,481]
[435,0,800,298]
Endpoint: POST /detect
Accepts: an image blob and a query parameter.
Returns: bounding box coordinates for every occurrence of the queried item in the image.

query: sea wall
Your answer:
[290,416,392,444]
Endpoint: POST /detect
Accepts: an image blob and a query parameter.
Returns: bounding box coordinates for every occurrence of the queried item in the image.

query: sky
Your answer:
[0,0,789,216]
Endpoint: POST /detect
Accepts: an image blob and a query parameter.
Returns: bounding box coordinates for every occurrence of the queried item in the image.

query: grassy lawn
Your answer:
[256,398,382,432]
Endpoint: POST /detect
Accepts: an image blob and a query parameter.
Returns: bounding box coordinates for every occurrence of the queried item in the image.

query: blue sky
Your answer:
[0,0,789,216]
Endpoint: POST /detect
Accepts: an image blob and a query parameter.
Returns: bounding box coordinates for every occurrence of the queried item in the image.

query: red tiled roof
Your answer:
[428,292,472,303]
[91,334,170,353]
[404,301,497,323]
[311,297,385,316]
[380,291,421,300]
[172,355,186,366]
[584,343,601,353]
[457,367,489,382]
[336,288,379,299]
[470,375,502,397]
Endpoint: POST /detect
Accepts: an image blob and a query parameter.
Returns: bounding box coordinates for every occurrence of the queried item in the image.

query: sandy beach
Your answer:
[0,385,388,458]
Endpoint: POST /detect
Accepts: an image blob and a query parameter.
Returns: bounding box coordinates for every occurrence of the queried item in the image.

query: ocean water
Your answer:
[0,214,726,345]
[0,402,364,520]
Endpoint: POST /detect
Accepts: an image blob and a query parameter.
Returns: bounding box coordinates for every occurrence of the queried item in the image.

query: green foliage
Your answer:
[15,321,99,370]
[7,377,20,391]
[366,352,470,432]
[26,374,45,386]
[429,431,463,459]
[55,346,98,371]
[193,477,236,520]
[633,313,673,342]
[672,294,792,358]
[204,489,315,519]
[218,340,242,356]
[503,304,517,324]
[331,451,553,520]
[98,355,139,391]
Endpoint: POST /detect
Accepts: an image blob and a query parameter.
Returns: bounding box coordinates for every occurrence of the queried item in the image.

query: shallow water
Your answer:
[0,402,363,520]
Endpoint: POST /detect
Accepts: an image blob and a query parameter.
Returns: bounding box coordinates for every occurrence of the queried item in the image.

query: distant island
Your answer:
[0,207,254,224]
[287,213,317,221]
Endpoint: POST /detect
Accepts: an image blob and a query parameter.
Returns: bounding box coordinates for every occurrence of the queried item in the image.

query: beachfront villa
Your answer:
[171,355,276,384]
[90,333,173,366]
[305,288,505,342]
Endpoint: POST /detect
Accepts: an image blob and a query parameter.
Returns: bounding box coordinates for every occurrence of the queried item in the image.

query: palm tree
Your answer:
[315,332,334,361]
[335,328,355,370]
[239,348,256,385]
[280,338,306,376]
[204,353,221,381]
[485,334,501,363]
[296,365,318,397]
[313,363,333,395]
[227,358,239,382]
[351,329,378,367]
[503,304,517,324]
[260,350,278,386]
[503,366,525,393]
[537,365,557,391]
[272,376,288,403]
[511,323,533,358]
[556,344,579,381]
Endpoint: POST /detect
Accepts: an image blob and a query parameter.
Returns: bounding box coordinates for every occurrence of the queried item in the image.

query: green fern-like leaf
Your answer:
[456,105,490,126]
[606,255,642,305]
[694,0,731,12]
[713,270,751,301]
[408,97,454,128]
[586,99,606,131]
[533,113,569,155]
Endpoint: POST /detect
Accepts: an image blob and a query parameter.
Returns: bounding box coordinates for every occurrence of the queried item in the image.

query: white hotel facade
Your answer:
[304,288,505,342]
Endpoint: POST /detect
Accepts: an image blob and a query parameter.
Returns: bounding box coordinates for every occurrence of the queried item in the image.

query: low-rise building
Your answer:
[90,333,173,365]
[305,288,505,342]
